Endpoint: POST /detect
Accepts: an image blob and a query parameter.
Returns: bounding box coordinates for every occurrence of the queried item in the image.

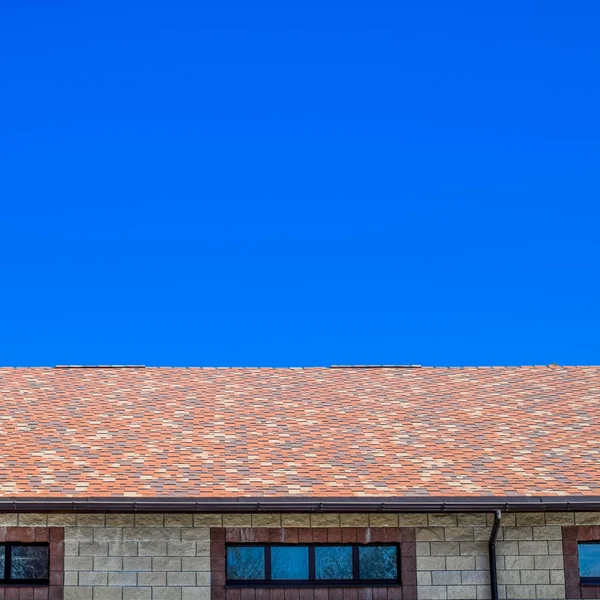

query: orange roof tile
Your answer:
[0,366,598,498]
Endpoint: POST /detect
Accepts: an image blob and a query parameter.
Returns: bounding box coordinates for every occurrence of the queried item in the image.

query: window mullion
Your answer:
[265,545,272,582]
[352,545,359,581]
[308,545,315,581]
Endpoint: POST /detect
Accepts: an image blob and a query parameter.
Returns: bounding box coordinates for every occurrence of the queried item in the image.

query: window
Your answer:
[225,544,400,586]
[0,543,50,585]
[579,543,600,585]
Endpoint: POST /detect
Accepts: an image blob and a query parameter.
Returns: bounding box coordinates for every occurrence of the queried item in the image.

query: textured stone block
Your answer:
[93,589,123,600]
[503,527,533,541]
[64,588,93,600]
[503,555,534,570]
[109,542,138,557]
[417,556,446,570]
[309,514,339,528]
[417,571,432,585]
[182,589,210,600]
[497,571,520,585]
[457,514,487,527]
[368,514,398,527]
[535,584,564,599]
[64,572,79,586]
[195,571,211,586]
[431,570,461,585]
[339,514,369,527]
[94,529,123,542]
[416,542,431,556]
[475,585,491,600]
[193,514,222,527]
[181,529,210,542]
[138,571,167,586]
[550,569,565,584]
[167,542,196,556]
[134,514,164,527]
[517,541,548,555]
[196,541,210,556]
[153,589,182,600]
[547,541,563,555]
[123,589,151,600]
[473,528,492,541]
[124,528,181,541]
[223,514,253,527]
[48,514,78,526]
[79,571,108,586]
[416,528,444,542]
[575,512,600,525]
[65,527,95,541]
[106,515,135,528]
[533,555,563,570]
[153,558,182,571]
[428,514,458,528]
[77,515,106,527]
[532,526,562,540]
[458,542,487,556]
[544,512,575,525]
[65,541,79,556]
[495,542,518,555]
[445,556,475,570]
[519,570,549,584]
[123,556,152,571]
[167,572,196,587]
[164,515,194,528]
[431,542,460,556]
[505,584,536,599]
[447,586,476,600]
[107,571,138,586]
[416,586,447,600]
[515,513,545,527]
[460,570,489,585]
[138,541,167,556]
[18,513,49,526]
[445,527,475,542]
[181,557,210,571]
[93,557,123,571]
[397,514,428,527]
[65,556,94,571]
[79,542,110,556]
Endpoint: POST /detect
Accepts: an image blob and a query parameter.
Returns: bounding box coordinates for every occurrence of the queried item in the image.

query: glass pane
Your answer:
[315,545,353,580]
[359,546,398,580]
[10,546,49,580]
[271,546,309,580]
[0,546,4,577]
[226,546,265,580]
[579,544,600,578]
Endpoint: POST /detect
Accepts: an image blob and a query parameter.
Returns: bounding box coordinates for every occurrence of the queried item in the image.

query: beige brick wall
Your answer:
[3,511,600,600]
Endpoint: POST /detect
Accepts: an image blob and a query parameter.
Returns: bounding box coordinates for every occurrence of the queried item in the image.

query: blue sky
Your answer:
[1,1,599,366]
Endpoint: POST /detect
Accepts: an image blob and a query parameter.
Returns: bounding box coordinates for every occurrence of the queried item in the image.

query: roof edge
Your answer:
[2,496,600,513]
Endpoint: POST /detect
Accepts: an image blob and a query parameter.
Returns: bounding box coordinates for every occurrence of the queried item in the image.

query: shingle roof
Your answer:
[0,366,598,498]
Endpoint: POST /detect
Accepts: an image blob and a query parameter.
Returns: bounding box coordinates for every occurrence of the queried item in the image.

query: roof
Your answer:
[0,366,599,499]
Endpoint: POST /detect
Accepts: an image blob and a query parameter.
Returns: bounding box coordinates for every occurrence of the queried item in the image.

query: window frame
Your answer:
[0,542,50,586]
[578,541,600,586]
[225,542,402,587]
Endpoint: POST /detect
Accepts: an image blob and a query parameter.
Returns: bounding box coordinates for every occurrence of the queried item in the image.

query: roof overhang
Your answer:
[2,496,600,513]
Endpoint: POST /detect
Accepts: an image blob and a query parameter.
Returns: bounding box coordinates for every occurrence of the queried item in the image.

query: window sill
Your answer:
[225,584,403,589]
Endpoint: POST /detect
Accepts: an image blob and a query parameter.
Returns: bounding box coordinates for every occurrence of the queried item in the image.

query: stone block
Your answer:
[65,527,95,541]
[79,542,109,557]
[182,590,210,600]
[431,570,461,585]
[196,541,210,556]
[0,514,18,526]
[495,542,518,555]
[533,555,563,570]
[77,515,106,527]
[576,512,600,525]
[458,542,487,556]
[532,526,562,541]
[460,570,490,585]
[124,528,181,542]
[505,584,536,599]
[107,571,138,586]
[153,558,182,571]
[134,514,164,527]
[93,589,122,600]
[416,528,444,542]
[79,571,108,586]
[309,514,339,528]
[417,586,447,600]
[138,571,167,586]
[515,514,545,527]
[503,527,533,541]
[416,542,431,556]
[368,514,398,527]
[547,541,563,555]
[123,589,151,600]
[431,542,460,556]
[397,514,428,527]
[535,584,564,599]
[196,571,210,586]
[64,587,93,600]
[503,555,534,570]
[123,557,152,571]
[193,514,222,527]
[417,571,432,585]
[544,512,575,525]
[417,556,446,570]
[48,514,78,526]
[94,529,123,542]
[550,569,565,584]
[65,541,79,556]
[167,542,196,556]
[181,529,210,542]
[447,586,476,600]
[65,556,94,571]
[109,542,138,557]
[517,541,548,555]
[223,514,253,527]
[164,515,194,528]
[497,571,520,585]
[93,557,123,571]
[428,514,458,528]
[473,528,492,541]
[445,556,475,570]
[138,541,167,556]
[153,588,182,600]
[18,513,49,526]
[475,585,491,600]
[457,514,487,527]
[106,515,135,528]
[181,557,210,571]
[339,514,369,527]
[167,572,196,586]
[445,528,475,542]
[64,572,79,586]
[519,570,549,584]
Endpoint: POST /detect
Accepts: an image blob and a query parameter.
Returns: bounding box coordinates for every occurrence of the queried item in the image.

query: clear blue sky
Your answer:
[1,1,599,367]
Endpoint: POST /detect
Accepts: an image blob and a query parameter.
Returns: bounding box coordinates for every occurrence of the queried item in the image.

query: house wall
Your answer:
[2,512,600,600]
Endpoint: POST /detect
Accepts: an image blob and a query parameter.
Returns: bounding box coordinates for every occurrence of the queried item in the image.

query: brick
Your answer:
[106,515,135,528]
[181,529,210,542]
[181,557,210,571]
[79,571,108,586]
[368,514,398,527]
[153,558,182,571]
[152,589,182,600]
[397,514,428,527]
[447,587,476,600]
[138,541,167,556]
[123,590,151,600]
[65,556,94,570]
[64,588,93,600]
[445,527,475,541]
[445,556,475,570]
[505,585,536,599]
[431,541,460,556]
[428,514,458,527]
[535,585,564,599]
[517,541,548,555]
[416,528,444,542]
[77,515,106,527]
[124,556,152,571]
[135,514,164,527]
[310,514,340,528]
[339,514,369,527]
[94,528,123,542]
[431,570,461,585]
[516,513,545,526]
[108,571,138,586]
[93,590,122,600]
[138,572,167,586]
[193,515,222,527]
[109,542,138,556]
[80,542,109,556]
[18,514,48,526]
[94,557,123,571]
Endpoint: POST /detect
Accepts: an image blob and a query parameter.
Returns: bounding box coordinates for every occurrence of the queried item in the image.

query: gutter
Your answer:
[488,510,502,600]
[0,496,600,513]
